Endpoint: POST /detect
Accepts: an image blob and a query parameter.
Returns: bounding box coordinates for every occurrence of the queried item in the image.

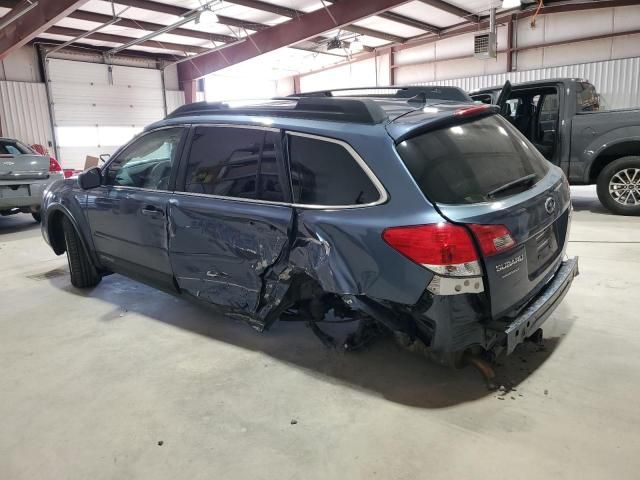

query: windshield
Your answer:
[396,115,550,204]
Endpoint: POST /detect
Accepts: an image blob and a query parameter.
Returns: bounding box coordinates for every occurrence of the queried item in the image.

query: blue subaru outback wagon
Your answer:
[41,86,578,366]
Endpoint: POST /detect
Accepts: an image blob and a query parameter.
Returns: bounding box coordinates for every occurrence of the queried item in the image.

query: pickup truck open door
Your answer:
[495,80,512,118]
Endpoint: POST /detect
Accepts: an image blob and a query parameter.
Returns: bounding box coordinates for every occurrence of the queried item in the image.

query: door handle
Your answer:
[141,205,164,217]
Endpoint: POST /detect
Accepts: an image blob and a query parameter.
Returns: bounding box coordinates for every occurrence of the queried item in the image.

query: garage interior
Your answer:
[1,0,640,478]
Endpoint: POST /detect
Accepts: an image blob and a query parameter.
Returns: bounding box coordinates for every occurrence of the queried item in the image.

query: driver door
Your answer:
[85,127,186,289]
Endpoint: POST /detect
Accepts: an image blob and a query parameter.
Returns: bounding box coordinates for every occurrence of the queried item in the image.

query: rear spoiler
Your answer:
[391,104,499,144]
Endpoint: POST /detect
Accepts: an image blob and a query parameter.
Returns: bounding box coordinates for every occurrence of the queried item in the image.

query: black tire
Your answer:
[597,156,640,216]
[62,217,101,288]
[31,211,41,223]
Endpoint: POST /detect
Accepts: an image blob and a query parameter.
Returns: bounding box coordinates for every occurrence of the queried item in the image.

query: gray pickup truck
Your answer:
[470,78,640,215]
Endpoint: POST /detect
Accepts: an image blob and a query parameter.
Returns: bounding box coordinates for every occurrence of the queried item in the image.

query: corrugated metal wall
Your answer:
[418,56,640,110]
[0,81,52,148]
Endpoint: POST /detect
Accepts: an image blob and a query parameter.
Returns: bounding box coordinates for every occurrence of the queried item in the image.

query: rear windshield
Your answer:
[0,140,31,155]
[397,115,550,204]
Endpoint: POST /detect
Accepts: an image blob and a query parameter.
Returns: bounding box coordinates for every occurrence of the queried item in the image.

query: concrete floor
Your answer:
[1,185,639,479]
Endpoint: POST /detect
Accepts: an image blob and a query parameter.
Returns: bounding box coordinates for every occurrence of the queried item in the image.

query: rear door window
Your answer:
[182,126,287,202]
[0,140,31,155]
[287,134,380,206]
[397,115,550,204]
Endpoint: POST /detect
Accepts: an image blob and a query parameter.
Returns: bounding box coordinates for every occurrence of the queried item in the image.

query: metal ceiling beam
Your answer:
[69,10,237,43]
[417,0,479,23]
[46,26,207,54]
[0,0,90,59]
[178,0,411,82]
[322,0,440,34]
[378,11,441,33]
[224,0,407,43]
[111,0,406,44]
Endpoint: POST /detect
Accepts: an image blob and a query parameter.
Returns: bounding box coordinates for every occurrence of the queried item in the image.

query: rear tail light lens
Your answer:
[383,222,516,277]
[49,157,62,172]
[468,224,515,256]
[382,223,482,277]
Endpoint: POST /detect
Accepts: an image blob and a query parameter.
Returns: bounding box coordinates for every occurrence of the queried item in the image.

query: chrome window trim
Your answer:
[191,123,280,133]
[285,131,388,209]
[104,124,389,211]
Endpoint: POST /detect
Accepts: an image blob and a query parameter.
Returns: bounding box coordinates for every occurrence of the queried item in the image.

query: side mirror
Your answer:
[78,167,102,190]
[99,153,111,163]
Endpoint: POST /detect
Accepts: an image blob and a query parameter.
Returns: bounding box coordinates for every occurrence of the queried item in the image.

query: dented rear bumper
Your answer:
[492,256,579,355]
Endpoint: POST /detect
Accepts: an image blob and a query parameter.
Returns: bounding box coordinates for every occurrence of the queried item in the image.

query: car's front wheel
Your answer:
[597,156,640,216]
[62,217,101,288]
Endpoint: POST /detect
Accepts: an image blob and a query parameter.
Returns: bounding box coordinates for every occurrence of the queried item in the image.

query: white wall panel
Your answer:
[299,54,390,92]
[0,81,52,149]
[47,59,165,169]
[165,90,185,115]
[417,56,640,110]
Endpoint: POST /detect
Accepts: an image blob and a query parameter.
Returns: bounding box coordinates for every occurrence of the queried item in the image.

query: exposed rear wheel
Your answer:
[596,156,640,216]
[62,217,101,288]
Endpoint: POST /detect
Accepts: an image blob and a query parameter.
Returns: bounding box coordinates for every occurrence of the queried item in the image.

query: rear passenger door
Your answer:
[169,125,293,313]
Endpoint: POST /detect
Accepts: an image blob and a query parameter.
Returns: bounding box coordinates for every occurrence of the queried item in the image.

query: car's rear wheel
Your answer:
[597,156,640,216]
[62,217,101,288]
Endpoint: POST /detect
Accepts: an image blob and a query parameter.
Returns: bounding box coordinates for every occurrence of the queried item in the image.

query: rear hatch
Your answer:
[0,139,49,180]
[395,111,571,319]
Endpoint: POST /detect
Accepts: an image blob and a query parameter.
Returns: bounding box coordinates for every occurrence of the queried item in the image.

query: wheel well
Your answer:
[48,210,67,255]
[589,141,640,183]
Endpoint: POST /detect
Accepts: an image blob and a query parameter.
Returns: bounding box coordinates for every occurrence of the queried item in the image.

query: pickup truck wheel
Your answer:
[62,217,101,288]
[597,156,640,216]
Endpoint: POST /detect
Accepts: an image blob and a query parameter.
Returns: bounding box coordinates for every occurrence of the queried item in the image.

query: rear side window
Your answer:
[288,134,380,206]
[576,82,599,112]
[397,115,550,204]
[184,127,286,202]
[0,140,31,155]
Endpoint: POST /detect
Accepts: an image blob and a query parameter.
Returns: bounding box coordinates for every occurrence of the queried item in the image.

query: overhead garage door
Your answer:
[47,58,165,170]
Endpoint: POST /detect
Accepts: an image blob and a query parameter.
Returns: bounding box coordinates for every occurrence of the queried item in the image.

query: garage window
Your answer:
[287,134,380,206]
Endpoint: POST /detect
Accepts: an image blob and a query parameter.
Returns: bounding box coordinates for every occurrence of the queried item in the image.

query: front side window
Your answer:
[183,126,286,202]
[287,135,380,206]
[105,128,183,190]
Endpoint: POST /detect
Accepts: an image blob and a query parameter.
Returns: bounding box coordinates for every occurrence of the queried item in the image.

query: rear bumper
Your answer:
[0,173,63,209]
[496,256,579,355]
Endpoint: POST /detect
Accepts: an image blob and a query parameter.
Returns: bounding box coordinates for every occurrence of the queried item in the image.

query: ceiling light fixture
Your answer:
[350,38,364,53]
[501,0,521,8]
[195,7,219,25]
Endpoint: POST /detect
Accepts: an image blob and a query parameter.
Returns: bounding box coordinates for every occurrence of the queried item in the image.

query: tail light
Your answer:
[49,157,62,173]
[382,222,515,277]
[382,223,481,277]
[468,224,515,256]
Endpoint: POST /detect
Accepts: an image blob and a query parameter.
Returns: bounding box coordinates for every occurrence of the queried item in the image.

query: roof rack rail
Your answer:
[290,85,472,103]
[166,97,387,124]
